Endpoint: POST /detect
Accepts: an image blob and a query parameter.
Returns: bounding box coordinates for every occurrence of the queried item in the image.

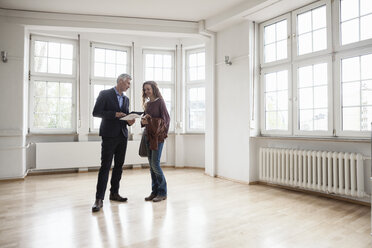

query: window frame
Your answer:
[334,45,372,137]
[143,49,175,132]
[29,35,77,134]
[260,63,293,136]
[30,35,77,79]
[89,80,117,133]
[186,84,206,133]
[292,55,333,136]
[90,42,131,82]
[29,76,77,134]
[185,47,206,83]
[260,13,292,68]
[292,0,332,61]
[89,42,131,133]
[185,48,206,133]
[334,0,372,51]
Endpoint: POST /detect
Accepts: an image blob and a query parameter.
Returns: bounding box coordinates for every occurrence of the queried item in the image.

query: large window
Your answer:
[90,43,130,131]
[29,35,77,133]
[186,48,205,132]
[143,50,175,131]
[260,0,372,137]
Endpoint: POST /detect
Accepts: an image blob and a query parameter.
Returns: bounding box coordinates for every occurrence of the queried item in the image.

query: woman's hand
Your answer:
[141,114,151,125]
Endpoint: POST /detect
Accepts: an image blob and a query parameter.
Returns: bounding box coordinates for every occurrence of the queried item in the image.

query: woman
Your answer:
[141,81,170,202]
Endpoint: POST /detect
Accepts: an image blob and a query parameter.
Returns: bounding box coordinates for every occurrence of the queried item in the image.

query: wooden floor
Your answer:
[0,168,371,248]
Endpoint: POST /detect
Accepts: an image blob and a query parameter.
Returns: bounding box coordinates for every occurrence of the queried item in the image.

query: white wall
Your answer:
[215,20,251,182]
[175,134,205,168]
[0,10,206,179]
[0,19,27,178]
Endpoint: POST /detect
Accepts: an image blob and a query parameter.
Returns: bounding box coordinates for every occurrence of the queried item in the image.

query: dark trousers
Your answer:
[95,133,128,200]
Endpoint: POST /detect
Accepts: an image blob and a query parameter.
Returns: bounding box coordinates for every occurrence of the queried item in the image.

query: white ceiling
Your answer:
[0,0,249,22]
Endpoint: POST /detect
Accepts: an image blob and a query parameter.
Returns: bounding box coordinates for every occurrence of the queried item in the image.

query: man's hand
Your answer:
[127,119,135,126]
[115,112,126,118]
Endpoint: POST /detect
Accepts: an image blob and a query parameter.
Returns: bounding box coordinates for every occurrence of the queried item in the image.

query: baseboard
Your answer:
[257,181,371,207]
[0,176,25,182]
[248,181,260,185]
[216,175,250,185]
[18,165,205,177]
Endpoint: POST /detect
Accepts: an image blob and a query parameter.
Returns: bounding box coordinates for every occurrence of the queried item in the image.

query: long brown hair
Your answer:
[142,81,163,110]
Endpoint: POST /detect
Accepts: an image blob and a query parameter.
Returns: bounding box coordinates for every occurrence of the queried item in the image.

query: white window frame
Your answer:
[292,0,332,61]
[90,42,131,81]
[90,81,117,132]
[143,49,175,132]
[89,42,131,133]
[29,76,77,134]
[260,13,292,68]
[185,48,206,133]
[292,56,333,136]
[334,0,372,52]
[30,35,77,79]
[334,45,372,137]
[260,64,292,136]
[29,35,77,134]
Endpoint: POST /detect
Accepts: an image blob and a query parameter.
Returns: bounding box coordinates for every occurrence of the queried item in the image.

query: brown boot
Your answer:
[145,193,157,201]
[153,195,167,202]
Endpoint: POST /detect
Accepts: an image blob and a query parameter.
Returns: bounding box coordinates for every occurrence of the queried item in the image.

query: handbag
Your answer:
[139,133,148,157]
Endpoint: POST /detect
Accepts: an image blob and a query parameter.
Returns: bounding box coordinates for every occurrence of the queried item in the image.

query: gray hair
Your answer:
[117,73,132,84]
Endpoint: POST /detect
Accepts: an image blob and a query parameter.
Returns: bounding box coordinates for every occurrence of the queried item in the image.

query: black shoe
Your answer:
[92,199,103,212]
[145,193,157,201]
[109,193,128,202]
[153,195,167,202]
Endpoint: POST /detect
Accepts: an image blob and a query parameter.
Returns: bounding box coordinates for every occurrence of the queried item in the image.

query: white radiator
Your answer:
[36,141,166,170]
[259,148,367,198]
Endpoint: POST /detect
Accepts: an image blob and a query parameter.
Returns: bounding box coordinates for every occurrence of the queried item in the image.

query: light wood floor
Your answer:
[0,168,370,248]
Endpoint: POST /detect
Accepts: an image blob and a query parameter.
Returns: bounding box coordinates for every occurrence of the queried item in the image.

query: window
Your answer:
[261,14,290,66]
[186,48,206,132]
[262,67,290,134]
[341,53,372,131]
[340,0,372,45]
[93,45,128,78]
[295,5,328,56]
[188,87,205,130]
[294,59,332,135]
[143,50,175,131]
[260,0,372,137]
[29,35,76,133]
[90,43,130,131]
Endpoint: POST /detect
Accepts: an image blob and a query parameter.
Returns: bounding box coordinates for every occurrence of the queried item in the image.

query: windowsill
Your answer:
[181,132,205,135]
[88,132,99,136]
[27,132,78,137]
[251,135,370,143]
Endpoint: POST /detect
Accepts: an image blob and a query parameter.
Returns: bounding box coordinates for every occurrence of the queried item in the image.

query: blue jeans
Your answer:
[145,135,167,196]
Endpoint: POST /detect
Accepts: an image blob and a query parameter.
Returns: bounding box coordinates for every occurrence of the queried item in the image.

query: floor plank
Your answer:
[0,168,370,248]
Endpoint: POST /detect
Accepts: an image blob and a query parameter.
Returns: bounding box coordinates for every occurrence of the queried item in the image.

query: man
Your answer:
[92,73,135,212]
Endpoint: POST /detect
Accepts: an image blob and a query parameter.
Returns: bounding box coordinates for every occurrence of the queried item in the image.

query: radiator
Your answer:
[36,141,166,170]
[259,148,367,198]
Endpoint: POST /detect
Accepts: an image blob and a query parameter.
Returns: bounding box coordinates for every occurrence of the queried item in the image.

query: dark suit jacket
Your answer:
[92,88,129,138]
